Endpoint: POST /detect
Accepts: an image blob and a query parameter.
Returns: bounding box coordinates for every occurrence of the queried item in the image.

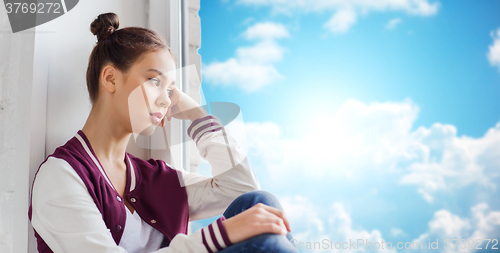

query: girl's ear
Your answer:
[101,65,117,93]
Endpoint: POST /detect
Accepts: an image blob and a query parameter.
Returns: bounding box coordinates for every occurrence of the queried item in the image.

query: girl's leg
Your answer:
[219,190,299,253]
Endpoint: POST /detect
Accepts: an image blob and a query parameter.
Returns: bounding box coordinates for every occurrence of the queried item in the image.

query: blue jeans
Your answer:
[219,190,299,253]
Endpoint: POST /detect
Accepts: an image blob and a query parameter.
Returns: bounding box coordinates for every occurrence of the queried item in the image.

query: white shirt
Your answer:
[118,207,166,252]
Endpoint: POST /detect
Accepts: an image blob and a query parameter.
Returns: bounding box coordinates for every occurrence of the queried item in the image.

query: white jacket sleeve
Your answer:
[178,115,261,221]
[31,157,233,253]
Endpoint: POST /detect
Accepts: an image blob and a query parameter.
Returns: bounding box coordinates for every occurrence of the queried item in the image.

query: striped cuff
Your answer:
[187,115,223,145]
[201,216,233,253]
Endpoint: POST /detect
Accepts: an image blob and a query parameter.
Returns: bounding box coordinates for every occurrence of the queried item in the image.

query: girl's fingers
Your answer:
[170,85,179,99]
[260,205,292,232]
[166,106,172,121]
[262,215,287,234]
[259,221,287,235]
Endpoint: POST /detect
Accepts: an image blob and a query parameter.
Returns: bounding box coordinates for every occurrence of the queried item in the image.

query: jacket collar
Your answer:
[74,130,138,193]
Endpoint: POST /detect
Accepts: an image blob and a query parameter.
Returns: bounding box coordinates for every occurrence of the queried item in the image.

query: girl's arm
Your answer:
[173,115,261,221]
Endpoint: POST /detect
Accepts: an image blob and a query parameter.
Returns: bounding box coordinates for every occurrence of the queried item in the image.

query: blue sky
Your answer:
[193,1,500,252]
[200,0,500,138]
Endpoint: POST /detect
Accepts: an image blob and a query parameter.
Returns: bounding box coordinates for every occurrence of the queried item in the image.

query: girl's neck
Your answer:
[81,104,131,165]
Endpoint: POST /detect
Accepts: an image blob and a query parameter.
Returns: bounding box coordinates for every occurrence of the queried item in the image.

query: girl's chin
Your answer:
[134,124,158,136]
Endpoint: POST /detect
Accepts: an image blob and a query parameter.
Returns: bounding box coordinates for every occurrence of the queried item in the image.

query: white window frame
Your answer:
[148,0,190,172]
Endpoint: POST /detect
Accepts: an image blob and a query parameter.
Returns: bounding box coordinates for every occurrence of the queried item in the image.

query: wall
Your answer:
[0,5,35,252]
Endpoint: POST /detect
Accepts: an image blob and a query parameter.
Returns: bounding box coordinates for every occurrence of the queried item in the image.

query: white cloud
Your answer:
[386,18,402,30]
[202,22,287,92]
[324,8,357,33]
[235,0,439,33]
[236,0,439,15]
[244,22,289,40]
[236,40,285,63]
[427,210,471,238]
[390,228,406,237]
[239,99,500,202]
[401,122,500,203]
[487,28,500,72]
[413,203,500,253]
[280,196,395,252]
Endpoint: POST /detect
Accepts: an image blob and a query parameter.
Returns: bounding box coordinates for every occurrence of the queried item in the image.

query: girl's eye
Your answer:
[167,88,173,97]
[149,78,160,87]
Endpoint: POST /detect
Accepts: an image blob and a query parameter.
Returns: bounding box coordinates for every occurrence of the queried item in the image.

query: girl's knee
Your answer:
[239,190,274,199]
[224,190,284,219]
[238,190,282,209]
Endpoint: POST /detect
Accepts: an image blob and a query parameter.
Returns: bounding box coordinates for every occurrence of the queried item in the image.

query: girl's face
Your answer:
[116,49,176,136]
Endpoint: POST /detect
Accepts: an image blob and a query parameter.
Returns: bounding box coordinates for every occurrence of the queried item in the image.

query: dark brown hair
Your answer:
[86,12,175,104]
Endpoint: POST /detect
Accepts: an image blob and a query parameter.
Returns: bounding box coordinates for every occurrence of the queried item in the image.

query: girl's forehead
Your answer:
[136,50,176,71]
[135,51,177,81]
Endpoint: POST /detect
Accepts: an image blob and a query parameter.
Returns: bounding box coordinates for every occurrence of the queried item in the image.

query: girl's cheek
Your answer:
[128,85,150,133]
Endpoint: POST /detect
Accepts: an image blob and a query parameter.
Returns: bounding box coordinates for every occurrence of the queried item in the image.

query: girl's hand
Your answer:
[165,86,208,122]
[221,203,292,245]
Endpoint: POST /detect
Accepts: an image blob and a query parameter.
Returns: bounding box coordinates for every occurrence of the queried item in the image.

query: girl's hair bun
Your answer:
[90,12,119,42]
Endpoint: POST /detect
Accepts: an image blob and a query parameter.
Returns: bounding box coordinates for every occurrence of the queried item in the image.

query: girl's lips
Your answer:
[149,112,163,124]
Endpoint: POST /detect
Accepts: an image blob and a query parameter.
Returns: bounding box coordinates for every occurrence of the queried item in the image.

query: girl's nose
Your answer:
[157,89,171,108]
